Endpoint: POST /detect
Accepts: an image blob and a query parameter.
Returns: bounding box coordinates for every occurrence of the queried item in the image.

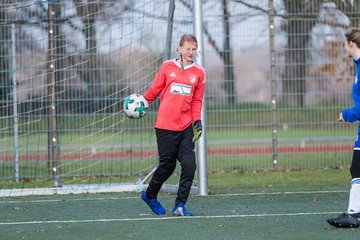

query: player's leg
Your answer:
[141,129,178,215]
[146,128,179,198]
[173,125,196,216]
[348,149,360,216]
[327,136,360,228]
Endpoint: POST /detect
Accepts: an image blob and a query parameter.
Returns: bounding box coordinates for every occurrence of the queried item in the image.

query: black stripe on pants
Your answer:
[146,125,196,205]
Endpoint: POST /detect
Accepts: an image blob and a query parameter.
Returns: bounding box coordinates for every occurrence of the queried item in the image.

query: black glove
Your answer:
[192,120,202,142]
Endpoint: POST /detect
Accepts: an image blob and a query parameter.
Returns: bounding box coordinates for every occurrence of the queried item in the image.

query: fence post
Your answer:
[269,0,278,168]
[47,1,61,187]
[11,23,19,182]
[194,0,208,196]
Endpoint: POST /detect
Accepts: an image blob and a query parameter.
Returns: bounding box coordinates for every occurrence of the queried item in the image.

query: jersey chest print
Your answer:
[170,82,192,96]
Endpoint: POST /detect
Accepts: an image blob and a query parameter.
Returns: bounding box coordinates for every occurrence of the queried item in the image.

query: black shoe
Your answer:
[327,213,360,228]
[349,212,360,218]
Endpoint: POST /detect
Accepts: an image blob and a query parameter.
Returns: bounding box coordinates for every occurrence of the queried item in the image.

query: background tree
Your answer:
[283,0,360,106]
[72,0,133,110]
[283,0,320,107]
[73,0,101,106]
[221,0,235,104]
[180,0,236,104]
[223,0,360,107]
[0,5,10,105]
[336,0,360,27]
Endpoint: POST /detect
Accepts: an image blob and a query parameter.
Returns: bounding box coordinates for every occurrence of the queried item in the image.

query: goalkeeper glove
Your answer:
[192,120,202,142]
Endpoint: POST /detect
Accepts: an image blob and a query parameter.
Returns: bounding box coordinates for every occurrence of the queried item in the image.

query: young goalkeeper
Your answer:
[140,34,205,216]
[327,28,360,228]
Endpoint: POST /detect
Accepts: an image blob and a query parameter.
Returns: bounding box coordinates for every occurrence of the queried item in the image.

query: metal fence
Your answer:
[0,0,359,190]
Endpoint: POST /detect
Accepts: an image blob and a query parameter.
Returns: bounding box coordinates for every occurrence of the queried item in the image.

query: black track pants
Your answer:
[146,125,196,205]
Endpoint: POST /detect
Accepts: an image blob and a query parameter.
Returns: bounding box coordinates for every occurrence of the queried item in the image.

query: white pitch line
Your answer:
[0,211,341,226]
[0,189,348,204]
[213,189,348,197]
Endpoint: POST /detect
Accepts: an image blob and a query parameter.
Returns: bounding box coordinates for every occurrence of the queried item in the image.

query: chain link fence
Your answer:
[0,0,359,189]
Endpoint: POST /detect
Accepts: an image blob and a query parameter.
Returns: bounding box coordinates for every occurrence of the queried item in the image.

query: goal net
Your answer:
[0,0,199,197]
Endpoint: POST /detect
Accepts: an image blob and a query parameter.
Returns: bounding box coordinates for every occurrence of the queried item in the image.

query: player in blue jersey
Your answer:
[327,28,360,228]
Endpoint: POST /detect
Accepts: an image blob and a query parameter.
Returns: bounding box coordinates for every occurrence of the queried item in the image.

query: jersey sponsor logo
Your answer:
[189,74,197,84]
[170,82,192,96]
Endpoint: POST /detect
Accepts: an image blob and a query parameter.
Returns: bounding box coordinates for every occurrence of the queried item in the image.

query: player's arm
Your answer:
[143,66,166,104]
[191,72,205,142]
[191,73,205,121]
[341,105,360,122]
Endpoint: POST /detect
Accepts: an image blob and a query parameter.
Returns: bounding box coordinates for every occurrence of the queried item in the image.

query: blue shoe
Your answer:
[172,203,193,216]
[141,192,166,215]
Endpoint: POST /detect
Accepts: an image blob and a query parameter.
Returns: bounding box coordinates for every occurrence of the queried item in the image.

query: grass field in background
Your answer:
[1,107,358,191]
[207,168,350,193]
[0,127,356,145]
[0,149,353,189]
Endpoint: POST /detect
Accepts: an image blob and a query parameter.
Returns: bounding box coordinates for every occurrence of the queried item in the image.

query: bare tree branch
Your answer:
[232,0,270,15]
[178,0,223,57]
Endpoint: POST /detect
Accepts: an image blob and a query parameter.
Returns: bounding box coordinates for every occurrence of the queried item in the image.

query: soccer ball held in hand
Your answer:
[123,94,149,119]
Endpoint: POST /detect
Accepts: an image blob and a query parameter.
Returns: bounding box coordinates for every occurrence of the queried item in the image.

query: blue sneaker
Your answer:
[172,203,193,216]
[141,192,166,215]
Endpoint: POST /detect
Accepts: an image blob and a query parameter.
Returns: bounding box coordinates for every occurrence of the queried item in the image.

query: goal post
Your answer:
[0,0,207,197]
[193,0,208,196]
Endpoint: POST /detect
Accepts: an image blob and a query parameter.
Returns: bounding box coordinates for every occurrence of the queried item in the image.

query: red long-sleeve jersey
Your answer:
[144,59,206,131]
